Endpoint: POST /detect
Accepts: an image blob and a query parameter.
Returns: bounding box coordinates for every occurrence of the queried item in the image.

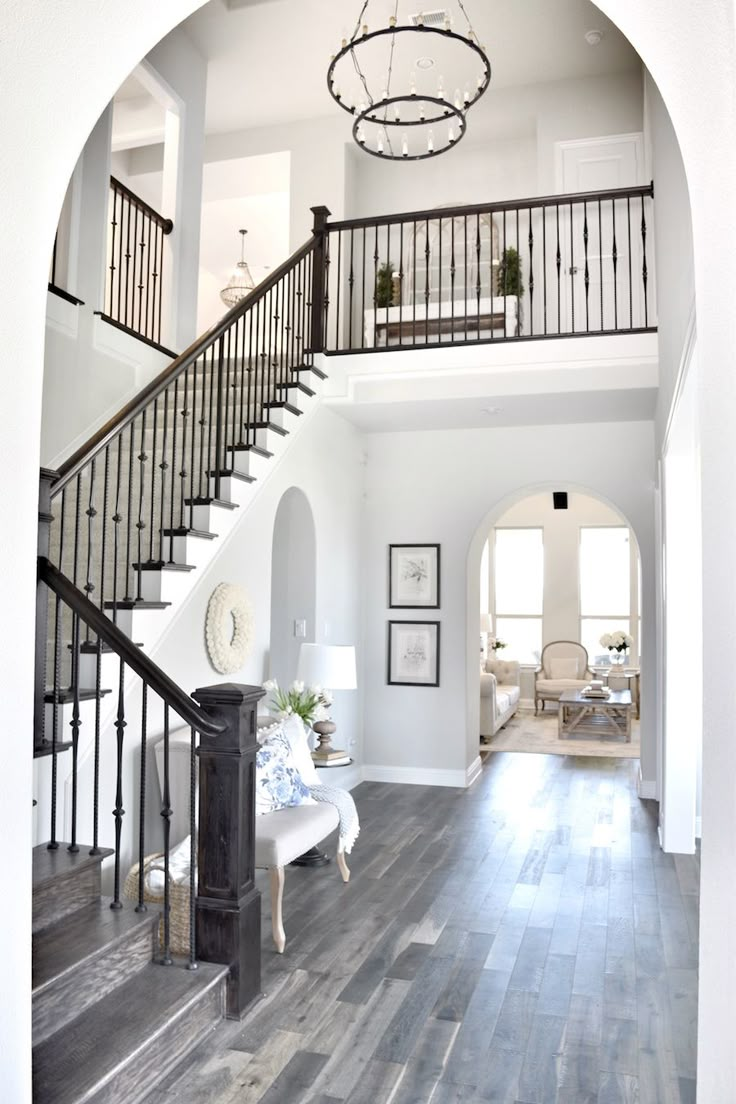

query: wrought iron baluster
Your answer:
[628,196,633,329]
[641,194,649,328]
[117,190,125,324]
[599,198,604,331]
[124,421,135,601]
[156,221,165,346]
[373,225,379,349]
[48,586,62,850]
[68,612,81,853]
[361,226,367,349]
[72,473,82,591]
[111,656,126,910]
[463,215,468,342]
[542,206,547,334]
[84,459,97,635]
[475,213,481,340]
[398,222,404,346]
[569,202,575,333]
[189,358,198,530]
[335,229,342,350]
[178,369,190,530]
[412,220,417,346]
[111,435,123,623]
[424,218,430,345]
[502,209,507,339]
[135,410,147,601]
[149,398,158,562]
[528,207,534,336]
[583,201,590,333]
[90,449,109,855]
[136,683,148,912]
[144,214,152,341]
[556,204,561,334]
[161,703,173,964]
[238,313,247,447]
[348,228,355,350]
[168,379,179,562]
[612,199,619,331]
[124,196,132,330]
[151,222,161,345]
[109,187,118,317]
[158,389,169,568]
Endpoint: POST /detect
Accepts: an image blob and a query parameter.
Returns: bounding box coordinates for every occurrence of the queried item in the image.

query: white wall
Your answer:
[270,487,317,689]
[644,70,695,449]
[151,404,365,758]
[361,420,656,785]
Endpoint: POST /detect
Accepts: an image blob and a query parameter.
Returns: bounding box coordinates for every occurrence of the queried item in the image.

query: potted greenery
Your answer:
[496,246,524,298]
[375,261,400,308]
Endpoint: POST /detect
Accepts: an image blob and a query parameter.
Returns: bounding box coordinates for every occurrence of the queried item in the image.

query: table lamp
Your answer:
[297,643,357,763]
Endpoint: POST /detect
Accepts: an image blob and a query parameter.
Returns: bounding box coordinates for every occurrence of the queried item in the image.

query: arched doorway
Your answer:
[473,486,644,762]
[269,487,316,687]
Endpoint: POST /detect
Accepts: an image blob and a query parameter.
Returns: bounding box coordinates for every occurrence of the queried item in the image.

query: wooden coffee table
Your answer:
[558,689,633,742]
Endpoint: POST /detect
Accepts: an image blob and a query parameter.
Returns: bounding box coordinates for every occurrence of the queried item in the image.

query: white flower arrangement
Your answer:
[205,582,254,674]
[263,678,333,726]
[599,630,633,653]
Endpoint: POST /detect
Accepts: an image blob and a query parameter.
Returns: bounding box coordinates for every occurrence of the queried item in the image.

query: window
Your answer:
[579,527,631,661]
[494,528,543,664]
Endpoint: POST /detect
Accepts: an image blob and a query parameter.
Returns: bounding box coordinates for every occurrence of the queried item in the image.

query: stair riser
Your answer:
[188,501,239,535]
[228,449,270,480]
[79,978,224,1104]
[207,475,256,509]
[107,606,170,646]
[167,534,216,567]
[139,568,196,605]
[33,864,102,935]
[265,406,300,433]
[78,650,126,688]
[33,917,157,1047]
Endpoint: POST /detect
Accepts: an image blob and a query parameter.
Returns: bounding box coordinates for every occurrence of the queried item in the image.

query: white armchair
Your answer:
[480,657,520,740]
[535,641,591,714]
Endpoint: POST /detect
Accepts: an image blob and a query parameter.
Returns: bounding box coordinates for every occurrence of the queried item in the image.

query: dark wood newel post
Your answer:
[35,468,59,750]
[193,682,265,1018]
[308,205,331,355]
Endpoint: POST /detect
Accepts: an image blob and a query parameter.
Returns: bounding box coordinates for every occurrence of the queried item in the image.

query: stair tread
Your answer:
[227,443,273,458]
[250,420,289,436]
[295,363,327,380]
[32,960,227,1104]
[160,527,218,539]
[183,496,238,510]
[44,688,112,704]
[78,641,143,654]
[276,380,315,397]
[102,599,172,610]
[132,561,196,572]
[207,469,256,484]
[34,739,73,759]
[33,898,156,996]
[33,844,114,893]
[263,400,302,415]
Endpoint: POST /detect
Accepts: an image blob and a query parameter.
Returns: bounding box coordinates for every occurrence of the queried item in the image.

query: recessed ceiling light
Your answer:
[585,29,604,46]
[416,56,435,70]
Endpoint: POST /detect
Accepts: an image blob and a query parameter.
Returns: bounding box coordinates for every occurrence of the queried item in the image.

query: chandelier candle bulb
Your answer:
[402,133,409,157]
[454,88,462,109]
[448,124,456,143]
[464,85,471,103]
[410,71,417,95]
[427,129,435,152]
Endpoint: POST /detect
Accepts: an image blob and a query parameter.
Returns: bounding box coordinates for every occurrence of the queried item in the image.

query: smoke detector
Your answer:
[585,29,604,46]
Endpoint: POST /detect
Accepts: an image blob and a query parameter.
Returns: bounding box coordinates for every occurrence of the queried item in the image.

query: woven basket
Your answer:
[123,852,192,956]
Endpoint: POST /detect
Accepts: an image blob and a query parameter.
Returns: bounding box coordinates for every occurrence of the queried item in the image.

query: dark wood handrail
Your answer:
[53,234,319,495]
[327,182,655,233]
[38,557,225,738]
[110,175,174,233]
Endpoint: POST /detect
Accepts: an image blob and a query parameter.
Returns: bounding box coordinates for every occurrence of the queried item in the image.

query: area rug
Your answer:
[481,710,640,759]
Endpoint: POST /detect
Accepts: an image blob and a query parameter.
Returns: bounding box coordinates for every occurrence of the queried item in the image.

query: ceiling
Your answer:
[183,0,641,135]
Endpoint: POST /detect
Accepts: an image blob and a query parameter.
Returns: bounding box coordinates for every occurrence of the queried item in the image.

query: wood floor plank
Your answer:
[147,757,698,1104]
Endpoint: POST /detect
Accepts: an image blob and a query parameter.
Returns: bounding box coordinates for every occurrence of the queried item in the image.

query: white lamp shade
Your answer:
[297,643,357,690]
[480,613,493,634]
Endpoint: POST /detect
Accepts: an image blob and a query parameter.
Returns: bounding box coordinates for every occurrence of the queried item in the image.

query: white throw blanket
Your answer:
[309,783,360,854]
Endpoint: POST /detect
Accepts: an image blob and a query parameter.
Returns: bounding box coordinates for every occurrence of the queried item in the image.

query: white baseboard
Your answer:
[637,767,657,800]
[363,762,476,789]
[466,755,483,787]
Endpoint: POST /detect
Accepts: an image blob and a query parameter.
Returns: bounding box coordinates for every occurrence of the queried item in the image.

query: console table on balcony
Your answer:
[558,689,633,742]
[364,295,520,348]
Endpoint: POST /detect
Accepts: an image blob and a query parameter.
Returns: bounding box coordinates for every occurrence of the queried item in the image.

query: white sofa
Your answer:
[480,658,521,740]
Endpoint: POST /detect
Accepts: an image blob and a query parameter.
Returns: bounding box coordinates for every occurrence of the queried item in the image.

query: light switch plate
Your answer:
[294,619,307,638]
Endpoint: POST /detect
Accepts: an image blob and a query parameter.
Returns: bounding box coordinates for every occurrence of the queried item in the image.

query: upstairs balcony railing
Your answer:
[318,183,655,353]
[102,176,174,350]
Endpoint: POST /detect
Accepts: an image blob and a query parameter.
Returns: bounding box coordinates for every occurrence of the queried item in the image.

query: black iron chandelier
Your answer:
[327,2,491,161]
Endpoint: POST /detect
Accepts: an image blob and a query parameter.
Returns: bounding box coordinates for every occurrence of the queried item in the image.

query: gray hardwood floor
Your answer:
[150,752,698,1104]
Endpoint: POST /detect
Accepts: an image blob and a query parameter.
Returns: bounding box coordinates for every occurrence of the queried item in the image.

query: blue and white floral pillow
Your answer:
[255,739,312,815]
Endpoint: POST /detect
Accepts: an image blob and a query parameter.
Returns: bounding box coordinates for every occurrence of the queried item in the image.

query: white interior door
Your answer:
[555,134,645,333]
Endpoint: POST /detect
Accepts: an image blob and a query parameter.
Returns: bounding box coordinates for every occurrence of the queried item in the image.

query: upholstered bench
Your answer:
[255,803,350,953]
[153,727,351,956]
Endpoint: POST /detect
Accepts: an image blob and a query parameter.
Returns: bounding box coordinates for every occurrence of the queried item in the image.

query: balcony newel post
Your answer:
[35,468,59,750]
[193,682,265,1018]
[308,205,331,355]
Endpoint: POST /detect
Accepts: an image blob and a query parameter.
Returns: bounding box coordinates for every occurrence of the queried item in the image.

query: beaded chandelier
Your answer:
[327,2,491,161]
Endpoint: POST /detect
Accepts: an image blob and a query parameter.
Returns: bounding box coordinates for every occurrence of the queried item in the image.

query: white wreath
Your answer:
[205,583,254,674]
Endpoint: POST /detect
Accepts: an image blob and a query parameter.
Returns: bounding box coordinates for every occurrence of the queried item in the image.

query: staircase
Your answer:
[32,845,228,1104]
[32,220,328,1101]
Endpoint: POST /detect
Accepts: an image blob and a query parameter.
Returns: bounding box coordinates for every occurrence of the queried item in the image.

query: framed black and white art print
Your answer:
[387,621,440,687]
[388,544,440,609]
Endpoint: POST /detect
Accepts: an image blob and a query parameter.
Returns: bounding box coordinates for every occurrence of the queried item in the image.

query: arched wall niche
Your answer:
[269,486,317,687]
